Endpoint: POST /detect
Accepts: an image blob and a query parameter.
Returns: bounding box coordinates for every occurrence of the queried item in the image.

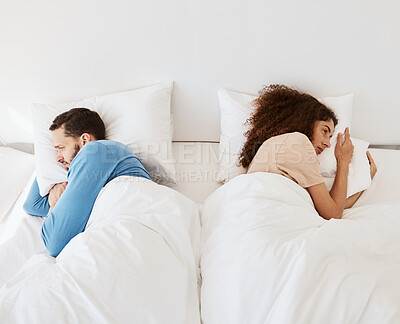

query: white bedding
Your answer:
[0,145,399,323]
[200,172,400,324]
[0,175,45,287]
[0,176,201,324]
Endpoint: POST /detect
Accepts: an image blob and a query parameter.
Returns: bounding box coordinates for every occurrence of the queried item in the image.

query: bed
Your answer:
[1,139,400,324]
[1,67,400,324]
[1,82,400,324]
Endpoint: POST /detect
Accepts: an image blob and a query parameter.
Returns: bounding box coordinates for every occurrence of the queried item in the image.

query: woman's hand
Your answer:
[334,127,354,166]
[343,151,377,209]
[49,182,68,210]
[366,151,377,179]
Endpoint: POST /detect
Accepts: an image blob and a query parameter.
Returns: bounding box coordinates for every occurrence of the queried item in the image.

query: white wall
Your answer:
[1,0,399,144]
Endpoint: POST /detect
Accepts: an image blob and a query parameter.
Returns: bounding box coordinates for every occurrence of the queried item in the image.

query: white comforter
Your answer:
[0,176,201,324]
[200,172,400,324]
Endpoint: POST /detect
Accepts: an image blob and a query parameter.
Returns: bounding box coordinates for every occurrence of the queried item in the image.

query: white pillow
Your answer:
[0,147,35,221]
[218,89,253,181]
[32,81,175,196]
[322,138,371,197]
[218,88,354,182]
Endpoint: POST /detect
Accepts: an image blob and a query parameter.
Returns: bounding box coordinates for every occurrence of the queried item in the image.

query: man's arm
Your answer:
[23,178,50,217]
[41,142,116,257]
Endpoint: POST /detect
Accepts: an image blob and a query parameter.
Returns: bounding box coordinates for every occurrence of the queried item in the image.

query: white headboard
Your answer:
[1,0,399,145]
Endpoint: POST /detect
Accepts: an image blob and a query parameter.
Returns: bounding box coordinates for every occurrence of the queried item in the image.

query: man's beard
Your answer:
[70,144,80,162]
[65,144,81,170]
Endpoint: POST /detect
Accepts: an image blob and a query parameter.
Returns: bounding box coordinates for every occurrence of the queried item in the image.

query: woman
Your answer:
[238,84,377,220]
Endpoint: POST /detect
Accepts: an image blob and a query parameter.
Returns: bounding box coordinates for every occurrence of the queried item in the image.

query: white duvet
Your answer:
[0,176,201,324]
[201,172,400,324]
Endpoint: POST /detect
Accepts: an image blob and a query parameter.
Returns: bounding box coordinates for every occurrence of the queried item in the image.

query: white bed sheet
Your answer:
[0,175,45,287]
[200,148,400,324]
[0,176,201,323]
[0,147,34,224]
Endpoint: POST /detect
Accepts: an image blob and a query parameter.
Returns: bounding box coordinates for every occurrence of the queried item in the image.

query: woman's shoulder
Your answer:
[284,132,311,143]
[258,132,315,160]
[261,132,311,146]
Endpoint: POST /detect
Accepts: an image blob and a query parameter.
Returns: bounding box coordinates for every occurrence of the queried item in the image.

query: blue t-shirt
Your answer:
[23,140,151,257]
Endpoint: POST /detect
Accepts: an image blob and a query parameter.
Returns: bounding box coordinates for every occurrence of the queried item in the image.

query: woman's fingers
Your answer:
[344,127,351,142]
[367,151,378,179]
[366,151,372,163]
[337,132,343,144]
[366,151,376,164]
[337,128,351,145]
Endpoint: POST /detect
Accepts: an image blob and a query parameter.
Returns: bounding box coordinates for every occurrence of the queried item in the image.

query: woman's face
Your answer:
[311,119,334,155]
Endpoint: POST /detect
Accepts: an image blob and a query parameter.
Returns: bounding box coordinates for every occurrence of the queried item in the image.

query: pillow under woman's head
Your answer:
[217,86,371,197]
[218,87,353,181]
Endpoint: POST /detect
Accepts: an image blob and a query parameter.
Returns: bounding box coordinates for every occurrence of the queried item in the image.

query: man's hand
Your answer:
[49,182,68,210]
[366,151,377,180]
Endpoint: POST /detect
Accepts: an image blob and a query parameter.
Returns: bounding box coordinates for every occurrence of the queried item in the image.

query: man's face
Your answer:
[53,127,82,170]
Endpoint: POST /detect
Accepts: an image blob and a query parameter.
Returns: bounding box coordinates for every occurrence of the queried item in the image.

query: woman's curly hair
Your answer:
[238,84,338,169]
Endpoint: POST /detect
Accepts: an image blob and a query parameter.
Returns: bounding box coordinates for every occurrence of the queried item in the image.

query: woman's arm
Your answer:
[307,128,354,220]
[307,163,349,220]
[328,161,350,212]
[345,191,364,209]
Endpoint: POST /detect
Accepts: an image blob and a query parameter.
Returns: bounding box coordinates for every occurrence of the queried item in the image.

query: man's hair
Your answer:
[49,108,106,140]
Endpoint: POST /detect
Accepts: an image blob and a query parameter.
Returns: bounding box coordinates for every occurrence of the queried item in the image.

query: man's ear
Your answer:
[80,133,95,146]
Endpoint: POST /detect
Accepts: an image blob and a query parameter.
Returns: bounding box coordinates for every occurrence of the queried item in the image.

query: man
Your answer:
[23,108,151,257]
